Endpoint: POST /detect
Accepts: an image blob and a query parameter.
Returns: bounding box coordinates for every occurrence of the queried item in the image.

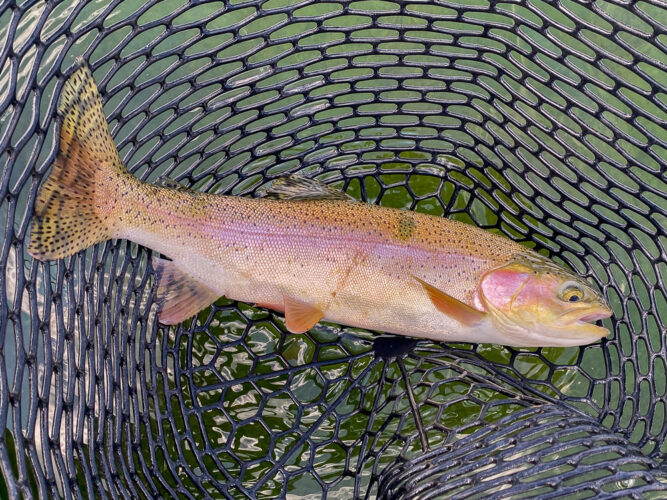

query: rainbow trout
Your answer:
[29,62,612,347]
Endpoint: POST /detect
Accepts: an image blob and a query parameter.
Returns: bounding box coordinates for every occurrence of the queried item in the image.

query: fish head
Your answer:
[476,253,613,347]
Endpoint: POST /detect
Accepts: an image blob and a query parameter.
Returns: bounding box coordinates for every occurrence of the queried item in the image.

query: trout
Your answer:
[28,62,612,347]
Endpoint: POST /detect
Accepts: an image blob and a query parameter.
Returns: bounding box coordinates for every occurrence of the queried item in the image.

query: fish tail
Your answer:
[29,60,133,260]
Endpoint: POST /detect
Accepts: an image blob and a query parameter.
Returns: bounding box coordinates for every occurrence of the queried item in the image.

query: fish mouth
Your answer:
[561,307,613,339]
[577,311,612,323]
[485,304,613,347]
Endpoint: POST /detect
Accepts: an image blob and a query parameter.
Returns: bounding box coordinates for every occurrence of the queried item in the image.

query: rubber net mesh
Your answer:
[1,0,666,498]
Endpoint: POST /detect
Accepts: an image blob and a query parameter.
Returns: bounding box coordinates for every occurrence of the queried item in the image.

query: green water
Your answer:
[151,305,538,497]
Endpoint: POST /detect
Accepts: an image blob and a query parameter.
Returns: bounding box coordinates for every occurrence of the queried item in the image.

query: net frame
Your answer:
[0,0,665,497]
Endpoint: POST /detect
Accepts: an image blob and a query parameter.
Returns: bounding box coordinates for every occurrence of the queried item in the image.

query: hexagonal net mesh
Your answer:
[1,0,666,497]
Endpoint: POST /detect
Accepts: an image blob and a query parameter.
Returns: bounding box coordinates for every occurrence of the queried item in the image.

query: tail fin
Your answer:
[29,59,129,260]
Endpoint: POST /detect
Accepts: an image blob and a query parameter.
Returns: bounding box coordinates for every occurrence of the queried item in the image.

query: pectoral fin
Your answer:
[283,295,324,333]
[413,276,486,327]
[153,257,220,325]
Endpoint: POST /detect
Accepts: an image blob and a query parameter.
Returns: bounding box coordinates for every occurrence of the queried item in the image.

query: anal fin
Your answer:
[413,276,486,327]
[153,257,220,325]
[283,295,324,333]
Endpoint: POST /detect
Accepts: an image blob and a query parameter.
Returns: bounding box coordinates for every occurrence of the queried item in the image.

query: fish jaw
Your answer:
[554,306,613,341]
[477,300,613,347]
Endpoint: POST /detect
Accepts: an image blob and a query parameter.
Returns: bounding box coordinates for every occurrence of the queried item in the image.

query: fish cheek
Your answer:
[479,268,531,314]
[513,276,574,325]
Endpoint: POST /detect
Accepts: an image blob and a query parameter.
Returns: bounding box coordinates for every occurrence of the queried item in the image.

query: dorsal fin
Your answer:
[263,175,355,201]
[154,176,193,192]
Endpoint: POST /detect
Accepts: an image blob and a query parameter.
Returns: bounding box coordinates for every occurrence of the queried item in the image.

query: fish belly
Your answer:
[125,225,464,342]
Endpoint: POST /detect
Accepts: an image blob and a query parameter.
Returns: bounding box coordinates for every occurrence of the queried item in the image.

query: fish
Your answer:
[28,61,613,347]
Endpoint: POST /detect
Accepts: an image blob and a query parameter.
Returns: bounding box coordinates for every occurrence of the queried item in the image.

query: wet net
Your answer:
[1,0,666,498]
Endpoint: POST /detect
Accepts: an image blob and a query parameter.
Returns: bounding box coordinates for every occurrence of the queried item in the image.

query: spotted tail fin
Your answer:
[28,59,131,260]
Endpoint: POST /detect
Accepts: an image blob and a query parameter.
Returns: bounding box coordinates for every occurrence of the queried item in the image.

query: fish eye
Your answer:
[559,281,584,303]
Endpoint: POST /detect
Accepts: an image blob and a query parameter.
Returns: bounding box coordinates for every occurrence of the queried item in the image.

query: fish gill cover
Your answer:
[0,0,665,498]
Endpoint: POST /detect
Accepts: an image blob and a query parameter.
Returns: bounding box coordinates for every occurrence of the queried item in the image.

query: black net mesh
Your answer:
[1,0,666,498]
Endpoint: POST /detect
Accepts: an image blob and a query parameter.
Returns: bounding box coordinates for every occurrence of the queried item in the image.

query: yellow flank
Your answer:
[115,182,523,268]
[101,182,529,341]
